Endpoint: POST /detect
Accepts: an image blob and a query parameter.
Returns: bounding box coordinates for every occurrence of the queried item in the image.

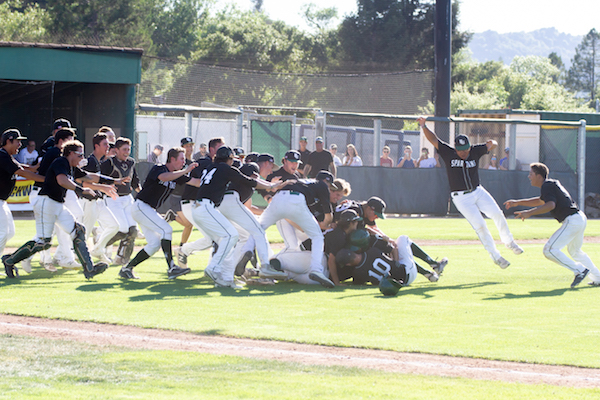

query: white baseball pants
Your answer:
[274,249,328,285]
[0,200,15,254]
[81,197,120,253]
[451,186,514,261]
[34,195,78,240]
[106,194,136,234]
[396,235,418,285]
[543,211,600,281]
[131,199,172,256]
[260,191,324,274]
[180,200,213,256]
[54,190,83,262]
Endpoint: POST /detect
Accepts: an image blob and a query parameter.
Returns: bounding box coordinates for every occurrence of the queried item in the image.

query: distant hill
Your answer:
[468,28,582,67]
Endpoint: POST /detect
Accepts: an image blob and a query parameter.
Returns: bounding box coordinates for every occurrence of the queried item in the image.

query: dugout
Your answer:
[0,42,142,152]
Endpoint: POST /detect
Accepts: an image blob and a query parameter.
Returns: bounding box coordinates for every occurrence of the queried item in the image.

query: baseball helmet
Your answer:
[215,145,234,160]
[347,228,370,252]
[315,170,334,184]
[379,273,403,297]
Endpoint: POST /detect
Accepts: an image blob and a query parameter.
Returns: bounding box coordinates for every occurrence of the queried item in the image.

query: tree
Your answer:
[0,0,49,42]
[301,3,338,33]
[567,28,600,102]
[336,0,471,72]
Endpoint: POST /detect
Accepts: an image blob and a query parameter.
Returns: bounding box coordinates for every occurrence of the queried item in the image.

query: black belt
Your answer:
[282,191,301,195]
[224,191,235,195]
[181,199,192,204]
[451,188,476,197]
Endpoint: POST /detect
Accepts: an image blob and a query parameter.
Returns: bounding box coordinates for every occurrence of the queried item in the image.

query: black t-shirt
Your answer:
[227,163,259,204]
[298,149,311,171]
[171,159,193,197]
[282,179,332,217]
[182,157,212,201]
[0,148,20,200]
[267,168,301,182]
[540,179,579,222]
[334,200,376,228]
[100,156,139,196]
[36,146,62,188]
[196,162,257,207]
[39,157,87,203]
[136,164,190,209]
[306,150,334,178]
[324,227,347,256]
[351,247,407,285]
[437,140,488,192]
[40,135,55,156]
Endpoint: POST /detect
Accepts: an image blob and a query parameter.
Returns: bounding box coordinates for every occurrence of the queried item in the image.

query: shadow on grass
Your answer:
[483,287,572,300]
[336,281,502,299]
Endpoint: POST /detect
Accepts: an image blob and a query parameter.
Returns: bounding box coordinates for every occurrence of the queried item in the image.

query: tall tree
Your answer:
[567,28,600,102]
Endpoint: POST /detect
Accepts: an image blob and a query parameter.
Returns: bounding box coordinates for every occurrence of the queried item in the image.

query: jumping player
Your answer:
[418,116,523,268]
[3,140,112,279]
[504,163,600,288]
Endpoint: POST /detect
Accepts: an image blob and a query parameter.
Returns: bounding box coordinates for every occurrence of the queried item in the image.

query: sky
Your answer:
[224,0,598,36]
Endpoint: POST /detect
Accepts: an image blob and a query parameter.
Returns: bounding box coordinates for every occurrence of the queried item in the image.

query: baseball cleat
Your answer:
[168,264,191,279]
[432,257,448,275]
[214,279,245,289]
[309,271,335,288]
[506,241,524,255]
[235,251,253,276]
[242,267,260,279]
[60,260,83,270]
[259,263,288,279]
[118,266,139,280]
[20,256,33,274]
[91,248,113,265]
[204,267,220,283]
[424,272,439,282]
[176,248,188,269]
[2,254,18,278]
[494,256,510,269]
[588,281,600,286]
[83,262,108,279]
[42,262,58,273]
[571,269,589,289]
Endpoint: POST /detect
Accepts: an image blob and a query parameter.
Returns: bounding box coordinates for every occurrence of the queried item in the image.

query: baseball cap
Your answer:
[181,137,194,146]
[300,136,308,142]
[215,145,234,159]
[366,196,386,219]
[315,170,334,184]
[232,158,242,168]
[330,143,337,150]
[257,153,275,163]
[454,135,471,151]
[1,129,27,145]
[233,147,245,156]
[240,162,259,177]
[315,136,324,143]
[53,118,71,130]
[245,152,259,163]
[284,150,301,162]
[505,147,510,152]
[339,209,363,223]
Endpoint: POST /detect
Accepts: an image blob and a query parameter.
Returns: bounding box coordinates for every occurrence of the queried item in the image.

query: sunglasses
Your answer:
[73,151,84,158]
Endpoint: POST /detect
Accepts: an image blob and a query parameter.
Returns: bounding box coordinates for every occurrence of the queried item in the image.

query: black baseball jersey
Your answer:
[100,156,139,196]
[437,140,488,192]
[306,150,333,178]
[170,159,193,197]
[196,162,257,207]
[136,164,190,209]
[324,227,347,256]
[267,168,301,182]
[39,157,87,203]
[0,148,20,200]
[40,135,55,156]
[334,200,376,228]
[35,146,62,188]
[227,163,259,203]
[84,153,104,174]
[182,157,212,201]
[282,179,332,217]
[540,179,579,222]
[351,247,407,285]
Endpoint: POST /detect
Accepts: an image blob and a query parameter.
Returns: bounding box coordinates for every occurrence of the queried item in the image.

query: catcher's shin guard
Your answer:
[7,238,51,265]
[116,226,137,262]
[72,223,108,279]
[106,231,127,247]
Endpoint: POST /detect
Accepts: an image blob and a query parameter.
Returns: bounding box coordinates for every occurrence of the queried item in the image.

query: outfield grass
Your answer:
[0,336,597,399]
[2,217,600,371]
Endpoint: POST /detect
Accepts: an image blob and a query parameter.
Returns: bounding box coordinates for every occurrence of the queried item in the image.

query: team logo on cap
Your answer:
[457,137,467,146]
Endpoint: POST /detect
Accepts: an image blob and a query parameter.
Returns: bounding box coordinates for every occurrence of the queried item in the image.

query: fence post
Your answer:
[184,111,193,138]
[237,108,244,148]
[374,119,382,167]
[578,119,586,213]
[509,123,517,170]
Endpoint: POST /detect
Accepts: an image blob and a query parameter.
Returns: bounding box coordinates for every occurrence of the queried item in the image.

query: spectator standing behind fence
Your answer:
[297,136,311,176]
[380,146,394,167]
[397,145,416,168]
[304,136,336,178]
[147,144,163,164]
[193,143,207,161]
[487,155,499,170]
[499,147,521,171]
[17,139,39,165]
[417,147,439,168]
[342,144,363,166]
[330,144,342,166]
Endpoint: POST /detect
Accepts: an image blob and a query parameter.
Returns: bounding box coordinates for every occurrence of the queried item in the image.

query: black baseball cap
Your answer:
[257,153,275,163]
[245,152,259,163]
[240,162,259,177]
[315,170,334,184]
[215,145,234,159]
[233,147,245,156]
[366,196,386,219]
[284,150,302,162]
[339,209,363,223]
[181,137,194,146]
[455,135,471,151]
[1,129,27,145]
[53,118,71,130]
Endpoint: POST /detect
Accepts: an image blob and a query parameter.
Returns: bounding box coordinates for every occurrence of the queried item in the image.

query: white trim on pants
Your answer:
[180,200,213,256]
[131,199,172,256]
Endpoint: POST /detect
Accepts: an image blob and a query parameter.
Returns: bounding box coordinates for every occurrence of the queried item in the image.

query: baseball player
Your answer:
[100,137,141,265]
[1,129,45,275]
[40,118,71,157]
[191,146,288,288]
[260,171,336,288]
[418,116,523,268]
[3,140,112,279]
[504,163,600,288]
[118,147,198,280]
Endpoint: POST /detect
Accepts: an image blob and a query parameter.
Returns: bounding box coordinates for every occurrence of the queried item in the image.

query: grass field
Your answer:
[2,216,600,398]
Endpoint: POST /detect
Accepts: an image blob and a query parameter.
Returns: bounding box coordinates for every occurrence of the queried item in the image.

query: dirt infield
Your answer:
[1,314,599,388]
